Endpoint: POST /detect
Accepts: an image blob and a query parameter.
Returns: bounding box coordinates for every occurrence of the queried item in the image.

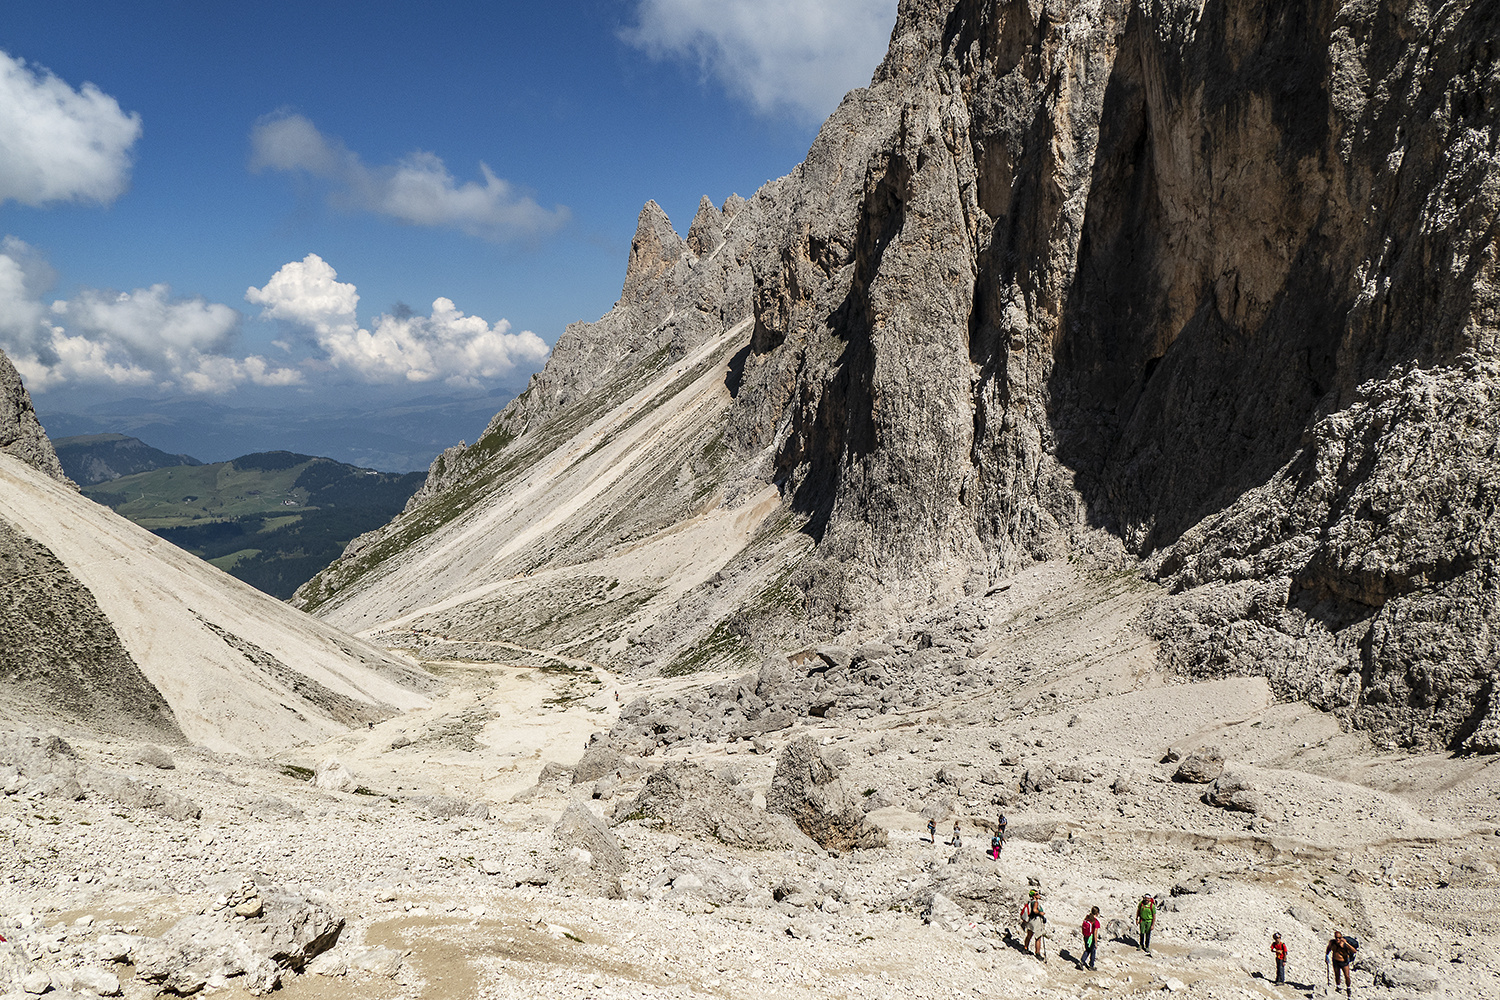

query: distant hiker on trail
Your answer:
[952,821,962,848]
[1080,906,1101,971]
[1020,889,1047,960]
[1136,894,1157,952]
[990,833,1002,860]
[928,818,937,843]
[996,812,1007,848]
[1271,932,1287,984]
[1326,931,1358,997]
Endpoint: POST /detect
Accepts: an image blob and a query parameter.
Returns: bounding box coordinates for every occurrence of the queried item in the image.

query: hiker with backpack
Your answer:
[928,817,937,844]
[1079,906,1101,971]
[952,820,962,848]
[990,832,1002,860]
[1020,889,1047,960]
[1136,894,1157,952]
[1326,931,1358,997]
[996,813,1007,851]
[1270,932,1287,984]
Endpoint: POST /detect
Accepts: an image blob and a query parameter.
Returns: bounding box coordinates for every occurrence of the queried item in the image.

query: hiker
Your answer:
[1326,931,1358,997]
[1080,906,1101,971]
[1020,889,1047,960]
[990,833,1002,860]
[928,817,937,843]
[1136,894,1157,952]
[1271,932,1287,984]
[952,821,962,848]
[996,812,1007,851]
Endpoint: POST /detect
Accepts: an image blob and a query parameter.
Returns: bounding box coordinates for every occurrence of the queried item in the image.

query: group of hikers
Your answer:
[927,816,1361,993]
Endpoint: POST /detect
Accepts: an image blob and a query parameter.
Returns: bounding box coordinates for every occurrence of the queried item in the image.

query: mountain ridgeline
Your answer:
[53,433,203,486]
[300,0,1500,754]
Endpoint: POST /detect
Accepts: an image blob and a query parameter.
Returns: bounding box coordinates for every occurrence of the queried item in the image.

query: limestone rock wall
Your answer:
[323,0,1500,751]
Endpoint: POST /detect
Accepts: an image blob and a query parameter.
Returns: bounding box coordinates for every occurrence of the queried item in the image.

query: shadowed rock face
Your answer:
[312,1,1500,751]
[0,516,185,742]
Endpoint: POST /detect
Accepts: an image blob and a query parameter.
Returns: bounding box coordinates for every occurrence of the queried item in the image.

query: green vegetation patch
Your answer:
[85,453,424,600]
[662,619,757,677]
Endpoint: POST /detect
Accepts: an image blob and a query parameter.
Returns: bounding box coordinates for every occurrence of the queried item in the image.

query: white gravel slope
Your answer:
[0,453,431,753]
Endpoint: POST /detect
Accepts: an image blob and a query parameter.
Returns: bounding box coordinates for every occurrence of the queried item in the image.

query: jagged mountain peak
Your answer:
[303,0,1500,754]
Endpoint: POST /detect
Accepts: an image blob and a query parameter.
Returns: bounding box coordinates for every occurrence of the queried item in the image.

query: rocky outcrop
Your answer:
[767,737,888,851]
[0,348,69,484]
[130,882,343,995]
[306,0,1500,752]
[616,760,818,851]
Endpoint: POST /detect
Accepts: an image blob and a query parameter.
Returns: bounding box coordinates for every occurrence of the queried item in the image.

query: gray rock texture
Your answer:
[131,884,342,995]
[0,348,69,484]
[767,737,889,851]
[0,519,184,742]
[302,0,1500,752]
[616,760,817,851]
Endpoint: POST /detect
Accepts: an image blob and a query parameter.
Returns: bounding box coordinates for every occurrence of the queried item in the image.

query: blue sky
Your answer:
[0,1,896,444]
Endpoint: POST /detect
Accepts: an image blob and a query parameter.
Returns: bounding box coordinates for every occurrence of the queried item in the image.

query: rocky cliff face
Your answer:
[310,0,1500,753]
[0,349,69,485]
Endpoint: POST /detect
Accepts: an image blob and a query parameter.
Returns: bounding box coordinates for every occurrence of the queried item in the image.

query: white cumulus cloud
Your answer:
[623,0,897,123]
[250,113,570,241]
[0,237,301,393]
[247,254,549,386]
[0,50,142,207]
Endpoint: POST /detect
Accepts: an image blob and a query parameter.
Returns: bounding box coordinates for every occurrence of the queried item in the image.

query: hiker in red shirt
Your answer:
[1271,932,1287,984]
[1080,906,1101,970]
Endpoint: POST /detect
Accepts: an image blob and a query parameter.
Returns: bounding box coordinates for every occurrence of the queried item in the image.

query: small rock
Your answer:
[54,966,121,996]
[477,859,505,876]
[313,757,356,793]
[22,970,51,994]
[136,745,175,770]
[235,896,263,918]
[1173,749,1225,784]
[1203,772,1261,812]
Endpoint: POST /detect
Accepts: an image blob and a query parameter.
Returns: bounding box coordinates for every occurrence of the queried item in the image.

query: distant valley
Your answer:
[80,449,424,599]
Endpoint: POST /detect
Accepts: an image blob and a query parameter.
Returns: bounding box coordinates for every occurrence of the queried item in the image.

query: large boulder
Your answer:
[552,803,628,872]
[766,737,888,850]
[617,761,816,851]
[131,885,342,995]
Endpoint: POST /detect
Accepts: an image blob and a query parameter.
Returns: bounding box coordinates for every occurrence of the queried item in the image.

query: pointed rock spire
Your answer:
[623,200,685,300]
[686,195,725,257]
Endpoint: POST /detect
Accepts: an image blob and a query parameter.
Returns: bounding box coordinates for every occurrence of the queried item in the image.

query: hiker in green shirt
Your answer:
[1136,894,1157,952]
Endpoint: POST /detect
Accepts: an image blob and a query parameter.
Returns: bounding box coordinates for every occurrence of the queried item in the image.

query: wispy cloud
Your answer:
[247,254,549,386]
[622,0,896,124]
[0,50,142,208]
[0,237,300,393]
[250,113,570,242]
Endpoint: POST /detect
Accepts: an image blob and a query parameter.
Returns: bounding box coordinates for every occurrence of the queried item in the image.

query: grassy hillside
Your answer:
[52,433,202,486]
[85,451,424,599]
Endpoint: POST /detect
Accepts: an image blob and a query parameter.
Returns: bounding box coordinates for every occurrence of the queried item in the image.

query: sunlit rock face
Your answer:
[306,0,1500,752]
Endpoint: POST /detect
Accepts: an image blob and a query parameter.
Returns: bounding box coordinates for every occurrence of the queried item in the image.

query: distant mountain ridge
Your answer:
[53,432,202,486]
[85,451,425,600]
